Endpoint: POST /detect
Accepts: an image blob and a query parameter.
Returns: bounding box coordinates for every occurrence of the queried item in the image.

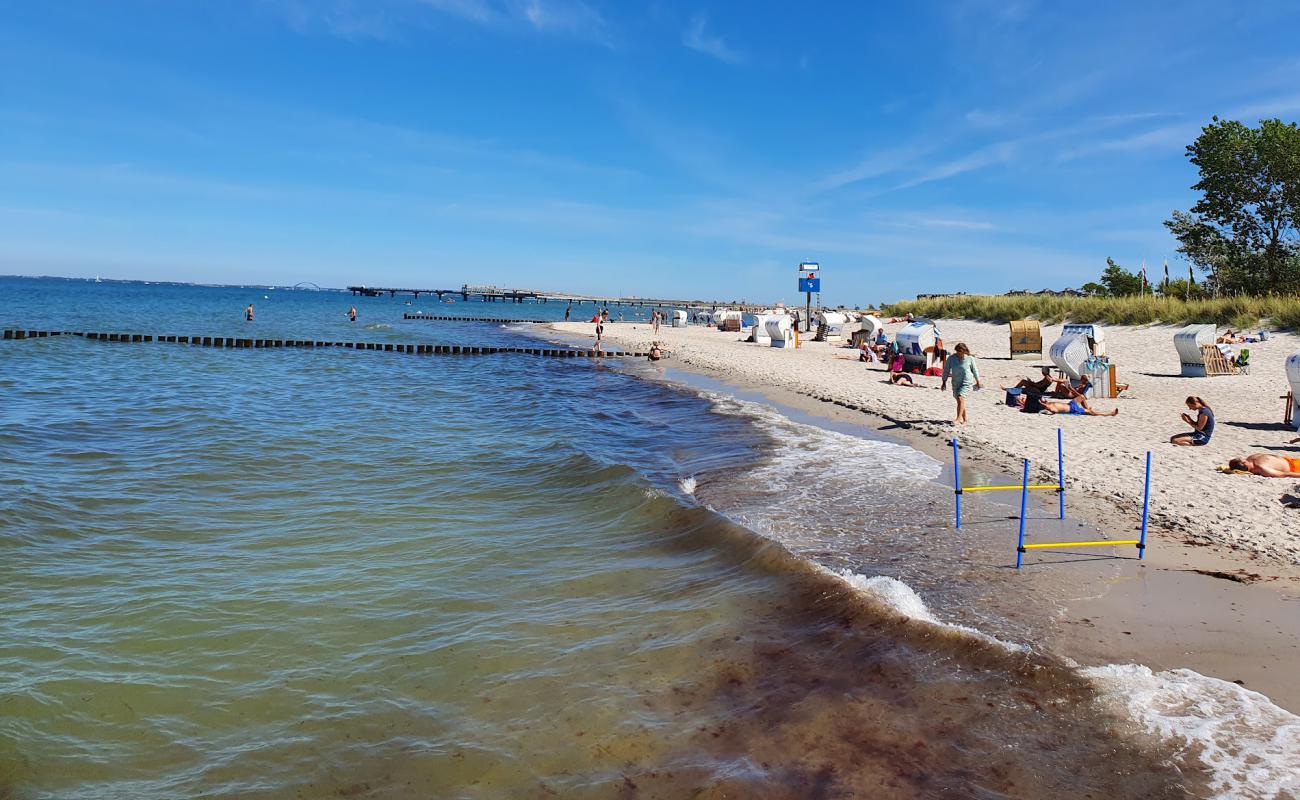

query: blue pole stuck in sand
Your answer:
[952,438,962,529]
[1138,451,1151,559]
[1056,427,1065,521]
[1016,459,1029,569]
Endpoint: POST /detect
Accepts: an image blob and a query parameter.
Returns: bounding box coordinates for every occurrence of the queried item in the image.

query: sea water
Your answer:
[1,277,1295,799]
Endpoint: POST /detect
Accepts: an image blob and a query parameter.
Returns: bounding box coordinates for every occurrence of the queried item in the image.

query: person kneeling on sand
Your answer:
[1020,394,1118,417]
[647,342,664,361]
[1171,396,1214,446]
[1226,453,1300,477]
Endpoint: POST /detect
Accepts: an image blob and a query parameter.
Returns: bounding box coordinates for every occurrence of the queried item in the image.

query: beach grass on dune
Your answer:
[882,294,1300,329]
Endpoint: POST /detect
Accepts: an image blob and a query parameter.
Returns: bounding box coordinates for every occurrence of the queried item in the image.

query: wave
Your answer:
[1084,664,1300,799]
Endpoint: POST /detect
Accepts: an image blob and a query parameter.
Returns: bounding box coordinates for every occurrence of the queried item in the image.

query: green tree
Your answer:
[1164,117,1300,295]
[1079,281,1106,296]
[1100,258,1144,296]
[1158,278,1206,301]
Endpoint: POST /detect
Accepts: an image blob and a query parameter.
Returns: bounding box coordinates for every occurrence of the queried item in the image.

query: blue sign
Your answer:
[799,277,820,293]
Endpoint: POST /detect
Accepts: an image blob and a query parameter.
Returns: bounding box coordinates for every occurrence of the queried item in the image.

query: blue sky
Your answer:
[2,1,1299,305]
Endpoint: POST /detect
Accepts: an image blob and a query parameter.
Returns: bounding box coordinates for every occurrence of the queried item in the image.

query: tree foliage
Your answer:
[1164,117,1300,295]
[1099,258,1144,296]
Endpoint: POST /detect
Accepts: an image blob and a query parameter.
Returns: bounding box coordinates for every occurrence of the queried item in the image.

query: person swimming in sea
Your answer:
[348,305,357,322]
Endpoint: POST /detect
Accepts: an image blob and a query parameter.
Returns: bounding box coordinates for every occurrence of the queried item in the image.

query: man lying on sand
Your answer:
[1018,394,1118,416]
[1227,453,1300,478]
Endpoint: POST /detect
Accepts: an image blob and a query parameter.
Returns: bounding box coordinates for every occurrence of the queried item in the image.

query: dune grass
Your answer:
[882,294,1300,330]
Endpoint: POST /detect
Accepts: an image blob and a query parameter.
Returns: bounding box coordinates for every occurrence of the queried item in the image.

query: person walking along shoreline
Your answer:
[940,342,981,425]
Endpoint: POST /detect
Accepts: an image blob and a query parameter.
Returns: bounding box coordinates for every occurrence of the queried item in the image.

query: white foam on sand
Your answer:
[1082,664,1300,800]
[679,476,697,496]
[701,390,941,483]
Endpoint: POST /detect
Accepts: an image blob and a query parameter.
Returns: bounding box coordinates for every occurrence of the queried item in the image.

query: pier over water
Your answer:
[346,283,767,311]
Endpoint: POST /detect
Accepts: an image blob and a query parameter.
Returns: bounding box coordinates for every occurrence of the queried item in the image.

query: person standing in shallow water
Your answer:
[348,305,357,322]
[245,303,254,322]
[940,342,982,425]
[564,305,571,322]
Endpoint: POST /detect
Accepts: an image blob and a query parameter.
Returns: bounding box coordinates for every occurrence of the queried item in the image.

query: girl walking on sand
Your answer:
[940,342,982,425]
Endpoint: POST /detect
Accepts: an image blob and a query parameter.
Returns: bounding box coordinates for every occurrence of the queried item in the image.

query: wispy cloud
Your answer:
[682,14,744,64]
[894,140,1020,190]
[911,217,998,232]
[1059,92,1300,163]
[518,0,613,45]
[266,0,613,44]
[811,145,931,194]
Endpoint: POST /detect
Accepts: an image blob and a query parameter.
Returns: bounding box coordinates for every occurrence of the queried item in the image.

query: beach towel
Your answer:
[1216,465,1253,475]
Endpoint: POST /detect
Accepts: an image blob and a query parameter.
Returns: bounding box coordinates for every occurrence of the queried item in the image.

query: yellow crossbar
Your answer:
[1022,540,1141,550]
[962,484,1062,493]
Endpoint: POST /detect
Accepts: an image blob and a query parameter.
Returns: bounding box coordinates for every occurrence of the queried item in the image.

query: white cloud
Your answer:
[267,0,612,44]
[517,0,612,45]
[682,14,744,64]
[894,140,1020,190]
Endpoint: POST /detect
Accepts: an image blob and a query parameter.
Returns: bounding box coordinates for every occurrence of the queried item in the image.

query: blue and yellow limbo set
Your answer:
[951,430,1152,568]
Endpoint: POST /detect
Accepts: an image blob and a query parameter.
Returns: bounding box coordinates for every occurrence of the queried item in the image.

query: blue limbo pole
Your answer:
[1057,427,1065,521]
[952,438,962,529]
[1138,451,1151,559]
[1016,459,1030,569]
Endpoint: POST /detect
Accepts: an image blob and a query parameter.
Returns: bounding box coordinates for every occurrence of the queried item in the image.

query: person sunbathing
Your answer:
[1050,374,1091,399]
[1003,367,1054,395]
[1027,395,1118,416]
[886,354,916,386]
[1216,329,1241,344]
[1227,453,1300,477]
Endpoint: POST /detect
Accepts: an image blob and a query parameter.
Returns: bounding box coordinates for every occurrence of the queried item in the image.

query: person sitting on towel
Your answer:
[1227,453,1300,477]
[1003,366,1054,395]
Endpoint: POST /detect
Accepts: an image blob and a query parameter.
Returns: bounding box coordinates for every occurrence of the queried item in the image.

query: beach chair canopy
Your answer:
[1286,351,1300,430]
[1059,323,1106,357]
[765,315,795,348]
[1049,334,1090,380]
[896,321,938,370]
[1175,324,1217,377]
[1009,320,1042,360]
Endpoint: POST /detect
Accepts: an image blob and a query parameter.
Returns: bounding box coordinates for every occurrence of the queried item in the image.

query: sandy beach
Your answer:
[552,318,1300,565]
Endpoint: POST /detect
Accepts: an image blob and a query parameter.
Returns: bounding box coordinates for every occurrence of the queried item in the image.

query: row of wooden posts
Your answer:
[2,330,641,358]
[403,314,551,323]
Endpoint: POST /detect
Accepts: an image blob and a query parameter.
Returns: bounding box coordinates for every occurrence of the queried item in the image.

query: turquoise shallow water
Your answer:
[0,277,1221,798]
